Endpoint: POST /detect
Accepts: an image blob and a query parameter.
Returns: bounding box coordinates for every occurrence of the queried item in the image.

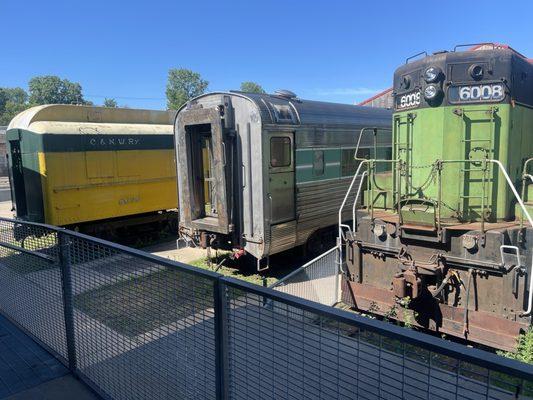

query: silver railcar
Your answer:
[175,91,391,268]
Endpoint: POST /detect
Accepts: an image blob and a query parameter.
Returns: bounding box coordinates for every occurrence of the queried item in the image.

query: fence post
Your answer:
[58,231,77,373]
[214,278,229,400]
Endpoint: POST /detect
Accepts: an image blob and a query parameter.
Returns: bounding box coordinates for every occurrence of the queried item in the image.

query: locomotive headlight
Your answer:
[469,64,484,80]
[424,84,438,100]
[424,66,440,83]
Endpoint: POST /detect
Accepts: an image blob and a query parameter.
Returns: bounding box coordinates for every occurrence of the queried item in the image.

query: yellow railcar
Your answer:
[7,105,178,235]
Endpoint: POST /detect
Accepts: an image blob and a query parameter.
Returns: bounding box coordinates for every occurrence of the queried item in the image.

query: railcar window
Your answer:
[313,150,324,176]
[341,148,370,176]
[270,137,291,167]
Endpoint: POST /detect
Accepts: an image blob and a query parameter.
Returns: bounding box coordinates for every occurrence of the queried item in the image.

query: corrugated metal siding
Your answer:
[295,177,360,244]
[269,177,362,254]
[269,220,297,254]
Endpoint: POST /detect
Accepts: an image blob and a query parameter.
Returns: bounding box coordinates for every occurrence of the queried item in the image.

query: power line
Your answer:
[85,94,166,101]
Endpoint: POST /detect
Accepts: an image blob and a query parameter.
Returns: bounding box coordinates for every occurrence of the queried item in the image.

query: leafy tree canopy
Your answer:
[103,98,118,108]
[0,87,28,125]
[166,68,208,110]
[28,75,86,105]
[240,81,266,94]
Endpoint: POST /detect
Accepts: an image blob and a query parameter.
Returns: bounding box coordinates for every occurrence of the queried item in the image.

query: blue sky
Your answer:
[2,0,532,109]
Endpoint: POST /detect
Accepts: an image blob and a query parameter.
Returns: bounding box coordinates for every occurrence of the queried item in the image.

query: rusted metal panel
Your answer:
[344,280,527,351]
[343,214,532,351]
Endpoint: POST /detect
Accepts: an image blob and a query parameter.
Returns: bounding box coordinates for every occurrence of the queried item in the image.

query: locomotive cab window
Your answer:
[270,137,291,167]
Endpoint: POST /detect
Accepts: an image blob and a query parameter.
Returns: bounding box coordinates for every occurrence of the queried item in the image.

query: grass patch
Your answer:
[189,256,278,286]
[74,267,214,337]
[0,232,59,275]
[497,328,533,364]
[495,330,533,395]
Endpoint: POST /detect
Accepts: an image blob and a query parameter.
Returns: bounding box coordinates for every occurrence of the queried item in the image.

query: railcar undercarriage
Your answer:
[341,210,532,351]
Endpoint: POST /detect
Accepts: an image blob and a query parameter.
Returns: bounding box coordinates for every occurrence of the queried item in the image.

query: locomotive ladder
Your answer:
[456,107,497,226]
[393,113,415,198]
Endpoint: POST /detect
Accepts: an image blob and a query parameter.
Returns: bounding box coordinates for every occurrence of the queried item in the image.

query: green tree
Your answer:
[1,88,27,107]
[103,98,118,108]
[240,81,266,94]
[0,87,29,125]
[166,68,208,109]
[28,75,86,105]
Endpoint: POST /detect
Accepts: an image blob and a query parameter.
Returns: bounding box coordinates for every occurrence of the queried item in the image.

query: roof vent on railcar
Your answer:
[274,89,297,99]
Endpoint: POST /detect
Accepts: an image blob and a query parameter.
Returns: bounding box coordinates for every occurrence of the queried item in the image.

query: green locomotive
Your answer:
[343,44,533,351]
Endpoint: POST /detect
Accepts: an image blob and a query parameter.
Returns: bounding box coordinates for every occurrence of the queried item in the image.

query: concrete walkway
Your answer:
[5,375,98,400]
[0,314,99,399]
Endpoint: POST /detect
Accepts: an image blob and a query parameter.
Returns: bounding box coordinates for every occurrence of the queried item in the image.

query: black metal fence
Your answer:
[0,217,531,400]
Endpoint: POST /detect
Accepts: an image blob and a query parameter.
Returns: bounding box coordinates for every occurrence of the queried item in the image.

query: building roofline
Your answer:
[358,88,393,106]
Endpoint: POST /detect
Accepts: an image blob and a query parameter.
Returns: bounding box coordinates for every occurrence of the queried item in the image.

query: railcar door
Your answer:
[177,107,231,234]
[267,132,295,224]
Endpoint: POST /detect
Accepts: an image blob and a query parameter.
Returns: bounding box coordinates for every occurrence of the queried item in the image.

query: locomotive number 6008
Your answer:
[450,83,505,103]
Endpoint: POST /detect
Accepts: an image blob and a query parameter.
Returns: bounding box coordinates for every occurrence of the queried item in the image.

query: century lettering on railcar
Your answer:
[88,137,141,146]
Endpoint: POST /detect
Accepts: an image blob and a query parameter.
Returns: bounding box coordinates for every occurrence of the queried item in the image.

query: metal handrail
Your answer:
[0,240,55,262]
[340,156,533,318]
[338,160,369,243]
[0,217,222,280]
[338,159,401,239]
[337,159,400,272]
[223,275,533,382]
[439,159,533,316]
[1,215,533,394]
[453,42,497,52]
[499,245,522,273]
[354,127,376,160]
[351,171,368,232]
[520,158,533,229]
[488,159,533,317]
[354,126,392,163]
